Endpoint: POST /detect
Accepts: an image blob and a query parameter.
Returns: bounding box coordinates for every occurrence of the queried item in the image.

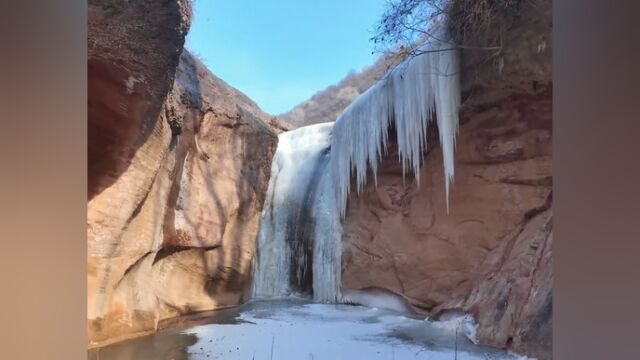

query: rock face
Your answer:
[88,0,192,200]
[341,1,552,359]
[460,208,552,359]
[341,86,552,354]
[87,0,278,345]
[87,1,552,358]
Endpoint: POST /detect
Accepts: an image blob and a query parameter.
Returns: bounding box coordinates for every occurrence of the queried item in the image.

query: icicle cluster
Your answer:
[330,36,460,216]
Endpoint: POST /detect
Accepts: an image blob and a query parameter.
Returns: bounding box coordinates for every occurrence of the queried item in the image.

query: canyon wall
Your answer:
[87,0,552,358]
[87,0,278,345]
[340,1,552,359]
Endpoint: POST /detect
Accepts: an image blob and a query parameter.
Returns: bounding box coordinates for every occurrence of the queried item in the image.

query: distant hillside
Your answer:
[277,52,406,129]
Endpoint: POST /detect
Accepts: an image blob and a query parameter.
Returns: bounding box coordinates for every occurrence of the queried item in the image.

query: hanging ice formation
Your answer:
[253,122,342,302]
[331,36,461,215]
[253,33,460,303]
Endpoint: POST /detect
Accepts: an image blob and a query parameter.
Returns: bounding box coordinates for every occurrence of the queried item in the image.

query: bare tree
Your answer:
[371,0,527,59]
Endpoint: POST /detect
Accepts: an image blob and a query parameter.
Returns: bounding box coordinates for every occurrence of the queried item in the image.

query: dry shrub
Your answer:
[372,0,526,52]
[447,0,525,47]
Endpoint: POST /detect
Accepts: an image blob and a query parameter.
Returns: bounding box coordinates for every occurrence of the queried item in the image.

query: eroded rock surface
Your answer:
[342,86,552,359]
[87,1,553,358]
[341,1,552,359]
[88,0,192,200]
[87,1,278,345]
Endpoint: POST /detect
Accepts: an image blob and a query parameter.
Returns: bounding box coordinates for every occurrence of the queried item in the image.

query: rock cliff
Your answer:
[87,1,552,358]
[340,1,552,359]
[341,86,552,358]
[87,0,278,345]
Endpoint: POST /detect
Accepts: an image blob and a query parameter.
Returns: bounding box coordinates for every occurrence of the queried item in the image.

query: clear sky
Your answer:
[185,0,386,115]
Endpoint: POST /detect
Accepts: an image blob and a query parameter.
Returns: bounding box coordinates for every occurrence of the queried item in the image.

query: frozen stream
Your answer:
[88,299,530,360]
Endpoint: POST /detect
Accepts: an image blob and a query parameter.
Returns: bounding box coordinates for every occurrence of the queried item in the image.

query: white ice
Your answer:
[330,34,460,216]
[340,288,414,314]
[184,301,530,360]
[253,122,342,302]
[428,309,480,344]
[254,28,460,309]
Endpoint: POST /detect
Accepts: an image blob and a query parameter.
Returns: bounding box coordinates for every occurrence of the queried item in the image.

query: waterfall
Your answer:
[253,122,342,302]
[253,34,459,304]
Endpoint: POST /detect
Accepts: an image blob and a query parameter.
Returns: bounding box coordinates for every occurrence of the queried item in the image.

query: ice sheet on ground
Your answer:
[184,300,528,360]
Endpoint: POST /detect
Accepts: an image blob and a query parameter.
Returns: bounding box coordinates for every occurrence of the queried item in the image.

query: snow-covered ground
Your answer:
[88,299,533,360]
[184,300,528,360]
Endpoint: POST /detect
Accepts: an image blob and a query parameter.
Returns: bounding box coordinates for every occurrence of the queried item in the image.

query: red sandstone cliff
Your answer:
[87,0,278,345]
[340,1,552,359]
[87,1,553,358]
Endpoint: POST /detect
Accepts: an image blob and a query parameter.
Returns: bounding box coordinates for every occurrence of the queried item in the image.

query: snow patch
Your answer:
[429,311,479,344]
[124,75,141,94]
[341,288,413,314]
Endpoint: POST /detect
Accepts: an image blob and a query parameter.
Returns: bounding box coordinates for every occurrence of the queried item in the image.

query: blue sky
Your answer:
[185,0,386,115]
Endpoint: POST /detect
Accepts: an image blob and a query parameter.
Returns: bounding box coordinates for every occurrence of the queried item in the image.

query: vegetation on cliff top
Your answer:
[278,0,546,129]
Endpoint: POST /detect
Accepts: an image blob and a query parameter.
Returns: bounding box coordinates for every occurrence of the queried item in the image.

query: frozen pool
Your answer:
[88,299,531,360]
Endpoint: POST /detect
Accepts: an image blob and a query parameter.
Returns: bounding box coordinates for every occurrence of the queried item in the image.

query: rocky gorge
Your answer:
[87,1,552,359]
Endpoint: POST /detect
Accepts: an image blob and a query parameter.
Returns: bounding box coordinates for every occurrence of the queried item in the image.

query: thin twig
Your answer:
[455,324,459,360]
[270,334,275,360]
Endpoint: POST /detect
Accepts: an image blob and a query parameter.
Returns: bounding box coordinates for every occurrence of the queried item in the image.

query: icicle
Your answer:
[253,33,460,303]
[330,34,460,217]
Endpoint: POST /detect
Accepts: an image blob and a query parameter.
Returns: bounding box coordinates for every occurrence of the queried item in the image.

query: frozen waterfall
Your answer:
[253,35,459,303]
[331,37,460,215]
[252,122,342,302]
